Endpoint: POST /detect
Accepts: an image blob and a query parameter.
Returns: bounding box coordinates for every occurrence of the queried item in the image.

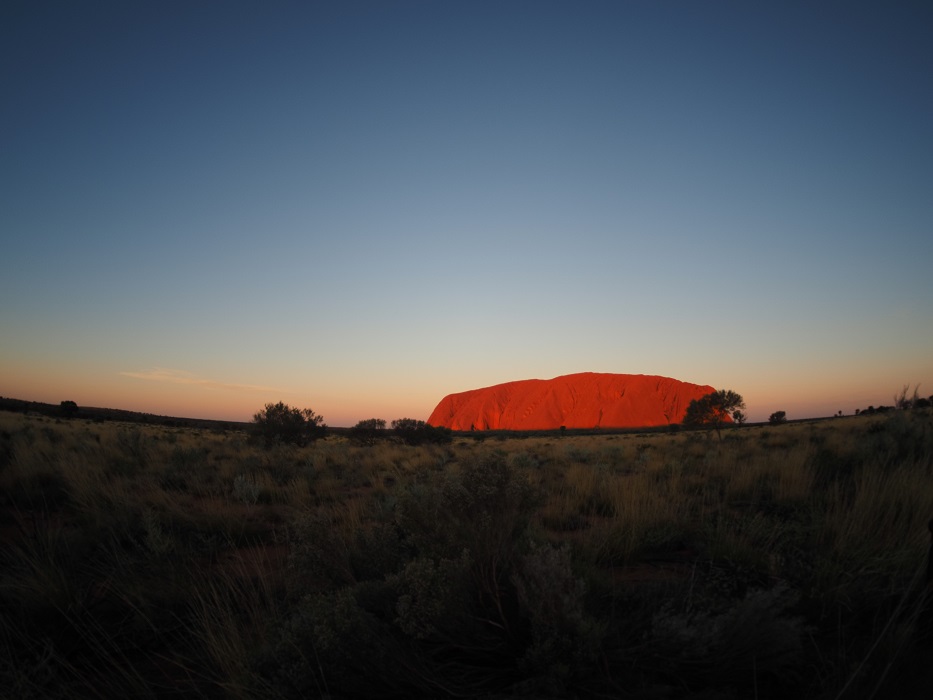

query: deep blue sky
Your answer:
[2,1,932,424]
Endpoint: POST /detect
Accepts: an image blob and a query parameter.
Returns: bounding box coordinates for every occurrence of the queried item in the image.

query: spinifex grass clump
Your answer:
[1,408,932,698]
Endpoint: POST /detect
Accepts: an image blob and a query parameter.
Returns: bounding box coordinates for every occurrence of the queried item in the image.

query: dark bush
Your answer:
[682,390,745,439]
[348,418,386,446]
[860,410,933,465]
[250,402,326,447]
[263,589,395,698]
[391,418,451,445]
[512,542,602,688]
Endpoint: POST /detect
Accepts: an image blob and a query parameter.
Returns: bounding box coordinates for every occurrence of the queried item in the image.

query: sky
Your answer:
[2,1,932,426]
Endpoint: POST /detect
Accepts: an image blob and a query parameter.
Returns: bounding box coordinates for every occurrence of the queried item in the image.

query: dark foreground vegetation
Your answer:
[1,407,932,698]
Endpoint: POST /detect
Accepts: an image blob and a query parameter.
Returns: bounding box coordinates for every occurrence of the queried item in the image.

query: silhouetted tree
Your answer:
[682,390,745,439]
[769,411,787,425]
[732,410,747,425]
[391,418,452,445]
[60,400,78,418]
[349,418,386,446]
[251,402,326,447]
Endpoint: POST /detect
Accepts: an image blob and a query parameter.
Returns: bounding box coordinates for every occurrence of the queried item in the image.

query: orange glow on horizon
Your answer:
[4,357,930,428]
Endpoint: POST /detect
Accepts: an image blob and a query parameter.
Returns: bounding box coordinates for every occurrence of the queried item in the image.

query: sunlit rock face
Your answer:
[427,372,716,431]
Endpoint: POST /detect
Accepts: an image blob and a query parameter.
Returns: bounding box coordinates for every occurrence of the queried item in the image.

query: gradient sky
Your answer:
[2,1,932,426]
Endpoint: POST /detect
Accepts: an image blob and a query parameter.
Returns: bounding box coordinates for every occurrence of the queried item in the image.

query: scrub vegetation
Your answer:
[1,407,932,698]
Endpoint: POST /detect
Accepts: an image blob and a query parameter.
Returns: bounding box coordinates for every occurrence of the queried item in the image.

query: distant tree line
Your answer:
[249,404,452,447]
[856,401,931,416]
[388,418,452,445]
[853,385,931,416]
[346,417,451,446]
[0,397,245,431]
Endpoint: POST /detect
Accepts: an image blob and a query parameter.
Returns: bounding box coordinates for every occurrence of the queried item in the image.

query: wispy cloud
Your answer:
[119,367,283,394]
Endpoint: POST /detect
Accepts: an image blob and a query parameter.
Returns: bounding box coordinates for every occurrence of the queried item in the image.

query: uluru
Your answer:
[427,373,718,431]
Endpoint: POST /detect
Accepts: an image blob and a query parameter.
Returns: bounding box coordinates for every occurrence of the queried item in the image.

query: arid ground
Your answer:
[2,408,932,698]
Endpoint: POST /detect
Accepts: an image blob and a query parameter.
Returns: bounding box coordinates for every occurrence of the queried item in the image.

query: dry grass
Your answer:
[1,409,932,698]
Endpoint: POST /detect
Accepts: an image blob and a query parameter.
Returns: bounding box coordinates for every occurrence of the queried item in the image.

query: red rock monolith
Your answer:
[427,373,717,431]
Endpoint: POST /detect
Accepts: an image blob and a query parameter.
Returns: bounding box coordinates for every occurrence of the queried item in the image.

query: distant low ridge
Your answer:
[427,372,717,431]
